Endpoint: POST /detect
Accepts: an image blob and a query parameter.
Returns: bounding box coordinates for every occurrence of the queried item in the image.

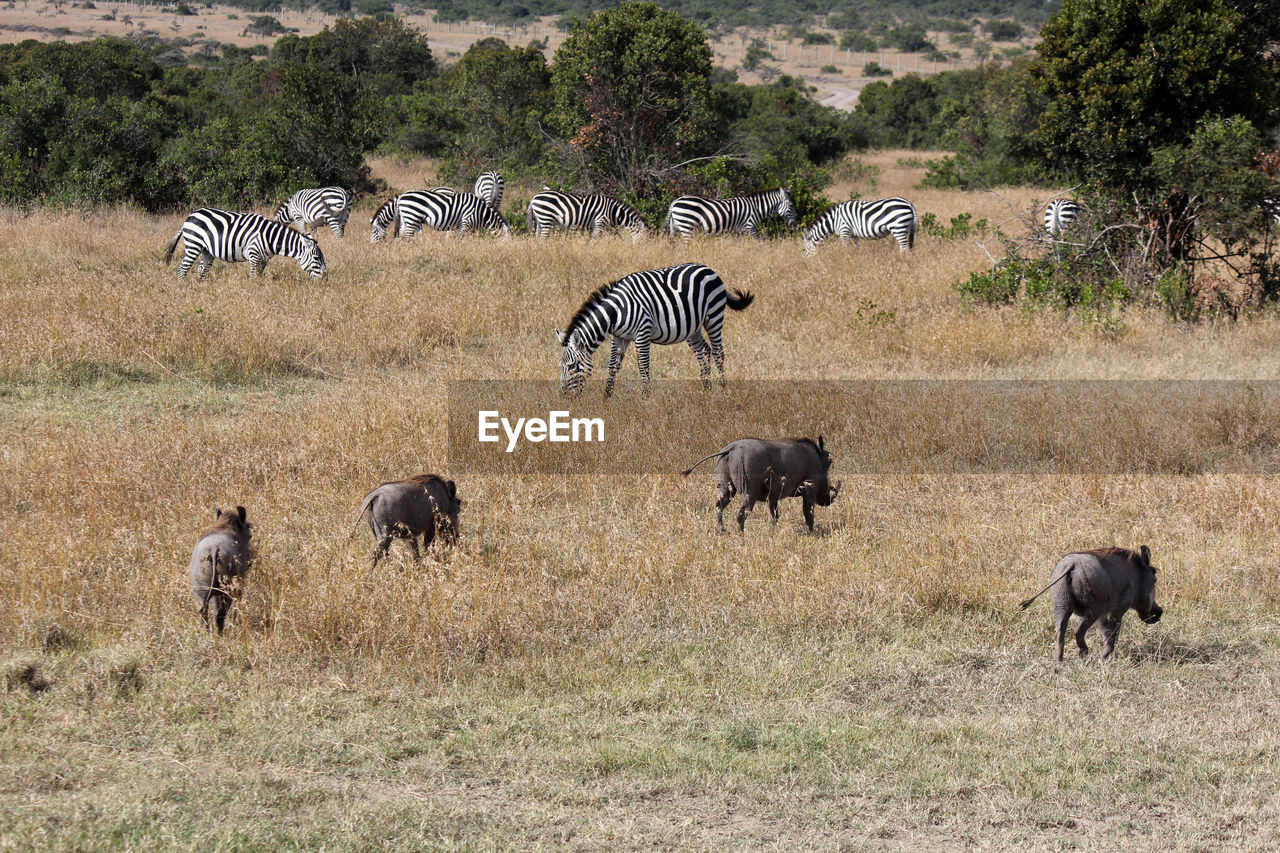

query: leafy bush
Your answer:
[863,61,891,77]
[840,31,877,51]
[982,20,1022,41]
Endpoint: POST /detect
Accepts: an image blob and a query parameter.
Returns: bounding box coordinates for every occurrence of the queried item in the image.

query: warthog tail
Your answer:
[725,289,754,312]
[350,492,378,540]
[682,449,731,477]
[1018,568,1072,611]
[163,228,183,266]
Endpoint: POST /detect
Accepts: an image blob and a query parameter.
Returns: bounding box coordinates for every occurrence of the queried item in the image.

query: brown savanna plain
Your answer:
[2,152,1280,849]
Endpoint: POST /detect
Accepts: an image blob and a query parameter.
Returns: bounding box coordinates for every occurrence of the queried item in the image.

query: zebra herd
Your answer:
[163,173,1105,293]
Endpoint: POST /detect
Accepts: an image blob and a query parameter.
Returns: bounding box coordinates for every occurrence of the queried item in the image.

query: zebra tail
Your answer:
[725,289,754,311]
[682,449,730,477]
[163,228,183,266]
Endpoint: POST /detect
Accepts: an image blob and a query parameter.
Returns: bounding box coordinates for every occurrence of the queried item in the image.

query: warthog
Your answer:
[188,506,254,634]
[683,436,842,532]
[355,475,461,566]
[1020,545,1163,661]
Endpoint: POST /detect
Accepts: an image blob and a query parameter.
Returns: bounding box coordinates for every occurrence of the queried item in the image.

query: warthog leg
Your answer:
[408,535,422,561]
[801,486,816,531]
[736,492,758,532]
[715,485,733,533]
[1054,608,1072,662]
[1075,613,1100,659]
[1099,613,1124,660]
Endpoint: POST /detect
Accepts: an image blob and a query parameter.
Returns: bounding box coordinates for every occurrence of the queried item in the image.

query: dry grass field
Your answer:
[3,152,1280,850]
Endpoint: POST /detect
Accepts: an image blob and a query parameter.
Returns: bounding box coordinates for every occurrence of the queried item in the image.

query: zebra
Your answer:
[526,188,647,241]
[163,208,327,280]
[473,172,504,211]
[369,189,510,243]
[802,197,917,256]
[1044,198,1082,235]
[555,263,754,396]
[664,188,797,240]
[272,186,351,239]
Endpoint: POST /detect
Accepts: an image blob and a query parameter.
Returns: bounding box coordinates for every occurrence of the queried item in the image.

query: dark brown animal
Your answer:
[355,475,461,566]
[1020,545,1163,661]
[188,506,254,634]
[683,436,842,532]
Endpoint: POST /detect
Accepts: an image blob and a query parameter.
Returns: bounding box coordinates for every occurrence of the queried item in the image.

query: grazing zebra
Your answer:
[555,263,754,396]
[272,186,351,239]
[164,208,327,280]
[474,172,504,211]
[369,189,510,243]
[527,188,647,241]
[664,188,797,239]
[1044,198,1082,235]
[802,197,917,256]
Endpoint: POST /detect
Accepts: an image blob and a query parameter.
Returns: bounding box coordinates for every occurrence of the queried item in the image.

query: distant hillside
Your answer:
[223,0,1059,31]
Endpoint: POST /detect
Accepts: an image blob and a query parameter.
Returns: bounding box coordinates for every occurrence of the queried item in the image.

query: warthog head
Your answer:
[1135,544,1163,624]
[813,435,841,506]
[555,328,593,395]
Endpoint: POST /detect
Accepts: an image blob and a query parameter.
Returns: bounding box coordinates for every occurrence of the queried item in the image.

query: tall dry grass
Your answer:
[2,155,1279,676]
[6,154,1280,848]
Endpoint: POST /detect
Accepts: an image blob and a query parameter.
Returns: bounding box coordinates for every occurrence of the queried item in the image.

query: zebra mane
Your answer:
[563,279,618,343]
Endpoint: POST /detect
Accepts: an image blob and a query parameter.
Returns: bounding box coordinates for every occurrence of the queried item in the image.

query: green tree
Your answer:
[1035,0,1277,192]
[1035,0,1279,268]
[549,0,713,193]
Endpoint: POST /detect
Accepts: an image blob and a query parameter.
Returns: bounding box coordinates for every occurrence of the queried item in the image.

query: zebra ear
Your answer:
[555,328,566,346]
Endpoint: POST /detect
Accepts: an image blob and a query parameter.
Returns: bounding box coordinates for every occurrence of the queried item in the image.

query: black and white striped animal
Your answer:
[1043,198,1082,235]
[664,188,797,239]
[272,186,351,238]
[802,197,917,255]
[527,188,647,241]
[164,208,327,280]
[555,263,754,396]
[369,189,511,242]
[474,172,504,210]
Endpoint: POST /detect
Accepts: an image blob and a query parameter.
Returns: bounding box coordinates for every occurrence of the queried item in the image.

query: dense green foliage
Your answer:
[939,0,1280,319]
[0,5,859,220]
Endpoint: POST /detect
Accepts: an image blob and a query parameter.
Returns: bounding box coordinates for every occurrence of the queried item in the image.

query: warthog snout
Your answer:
[1141,605,1163,625]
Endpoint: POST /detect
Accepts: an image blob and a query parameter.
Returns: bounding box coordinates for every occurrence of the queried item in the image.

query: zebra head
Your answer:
[777,188,798,227]
[555,328,593,395]
[370,198,397,243]
[297,236,327,279]
[801,225,820,257]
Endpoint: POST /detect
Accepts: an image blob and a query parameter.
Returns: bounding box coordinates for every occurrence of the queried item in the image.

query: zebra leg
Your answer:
[634,335,652,394]
[744,220,763,240]
[705,326,727,386]
[688,333,712,387]
[197,250,214,280]
[604,337,629,397]
[177,246,200,279]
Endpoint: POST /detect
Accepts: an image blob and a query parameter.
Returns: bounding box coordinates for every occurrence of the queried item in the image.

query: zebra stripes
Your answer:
[556,262,754,396]
[664,188,797,239]
[370,189,511,242]
[802,197,917,255]
[527,189,647,241]
[1044,199,1081,235]
[474,172,504,210]
[164,208,327,280]
[272,186,351,239]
